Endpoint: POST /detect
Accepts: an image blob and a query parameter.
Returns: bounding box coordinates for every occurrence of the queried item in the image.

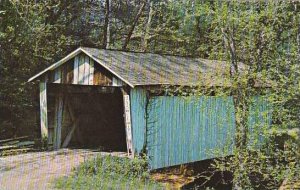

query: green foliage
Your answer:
[0,0,218,139]
[40,136,48,150]
[55,155,163,190]
[0,0,299,188]
[161,1,299,189]
[0,0,79,138]
[183,1,300,189]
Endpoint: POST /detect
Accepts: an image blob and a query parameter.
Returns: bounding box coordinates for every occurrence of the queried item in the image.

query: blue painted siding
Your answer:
[248,96,272,147]
[146,96,236,169]
[130,88,148,154]
[130,89,272,169]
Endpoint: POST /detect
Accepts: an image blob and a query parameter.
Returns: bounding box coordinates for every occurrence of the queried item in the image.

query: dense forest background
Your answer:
[1,0,299,188]
[2,0,298,135]
[0,0,299,136]
[0,0,214,138]
[0,0,299,138]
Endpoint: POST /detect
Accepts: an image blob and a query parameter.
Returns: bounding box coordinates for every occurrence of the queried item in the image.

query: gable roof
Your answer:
[29,47,240,87]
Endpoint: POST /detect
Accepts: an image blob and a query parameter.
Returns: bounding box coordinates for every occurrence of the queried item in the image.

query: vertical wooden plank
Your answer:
[39,81,48,140]
[89,58,94,85]
[53,97,58,149]
[48,71,54,83]
[54,94,64,150]
[53,96,58,149]
[54,67,62,83]
[73,56,79,84]
[60,65,66,84]
[92,63,113,85]
[61,65,66,84]
[78,55,85,84]
[113,77,123,86]
[66,61,73,84]
[48,130,53,145]
[84,55,90,85]
[94,70,99,85]
[112,77,117,86]
[130,88,148,155]
[122,89,134,157]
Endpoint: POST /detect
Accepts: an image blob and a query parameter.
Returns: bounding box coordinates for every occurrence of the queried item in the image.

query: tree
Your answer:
[0,1,299,188]
[0,0,81,138]
[193,1,300,188]
[122,0,147,50]
[102,0,111,49]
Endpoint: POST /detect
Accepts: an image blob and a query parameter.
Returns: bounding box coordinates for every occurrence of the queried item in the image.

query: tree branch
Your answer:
[122,0,147,50]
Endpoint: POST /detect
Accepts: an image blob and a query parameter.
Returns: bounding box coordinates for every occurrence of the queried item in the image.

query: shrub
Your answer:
[55,155,163,190]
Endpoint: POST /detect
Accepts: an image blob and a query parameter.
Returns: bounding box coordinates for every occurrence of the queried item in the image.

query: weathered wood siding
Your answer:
[113,77,125,86]
[48,53,114,86]
[53,94,64,149]
[47,89,73,148]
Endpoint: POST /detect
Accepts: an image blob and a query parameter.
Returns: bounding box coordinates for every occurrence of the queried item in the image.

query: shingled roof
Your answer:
[29,47,242,87]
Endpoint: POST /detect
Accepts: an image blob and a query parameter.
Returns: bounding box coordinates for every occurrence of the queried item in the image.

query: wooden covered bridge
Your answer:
[29,47,271,169]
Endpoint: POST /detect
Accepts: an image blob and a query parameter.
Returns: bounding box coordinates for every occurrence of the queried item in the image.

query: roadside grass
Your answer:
[54,155,164,190]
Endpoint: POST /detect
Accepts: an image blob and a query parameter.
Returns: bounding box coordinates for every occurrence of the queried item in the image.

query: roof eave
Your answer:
[80,48,135,88]
[28,47,83,82]
[27,47,135,88]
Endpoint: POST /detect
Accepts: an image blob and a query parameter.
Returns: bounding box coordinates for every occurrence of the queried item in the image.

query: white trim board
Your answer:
[28,48,82,82]
[28,47,134,88]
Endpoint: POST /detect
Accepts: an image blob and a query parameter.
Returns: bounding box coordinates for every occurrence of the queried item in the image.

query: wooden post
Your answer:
[39,81,48,140]
[54,93,64,150]
[122,88,134,157]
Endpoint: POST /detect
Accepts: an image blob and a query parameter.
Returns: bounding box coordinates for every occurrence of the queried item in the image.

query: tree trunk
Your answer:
[122,0,147,50]
[221,28,239,76]
[106,0,111,49]
[102,0,110,49]
[233,88,249,148]
[222,27,251,190]
[141,0,153,52]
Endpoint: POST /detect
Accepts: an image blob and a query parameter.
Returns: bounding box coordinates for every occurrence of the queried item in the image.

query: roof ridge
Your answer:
[80,46,211,59]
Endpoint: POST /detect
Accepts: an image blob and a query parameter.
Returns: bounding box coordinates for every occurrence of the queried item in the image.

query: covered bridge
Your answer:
[29,47,271,169]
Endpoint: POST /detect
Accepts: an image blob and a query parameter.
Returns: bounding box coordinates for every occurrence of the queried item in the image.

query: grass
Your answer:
[55,155,164,190]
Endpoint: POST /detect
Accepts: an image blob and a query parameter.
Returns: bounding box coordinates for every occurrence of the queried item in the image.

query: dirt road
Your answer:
[0,149,126,190]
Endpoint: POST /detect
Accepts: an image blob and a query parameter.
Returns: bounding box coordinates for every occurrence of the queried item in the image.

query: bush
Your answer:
[55,155,163,190]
